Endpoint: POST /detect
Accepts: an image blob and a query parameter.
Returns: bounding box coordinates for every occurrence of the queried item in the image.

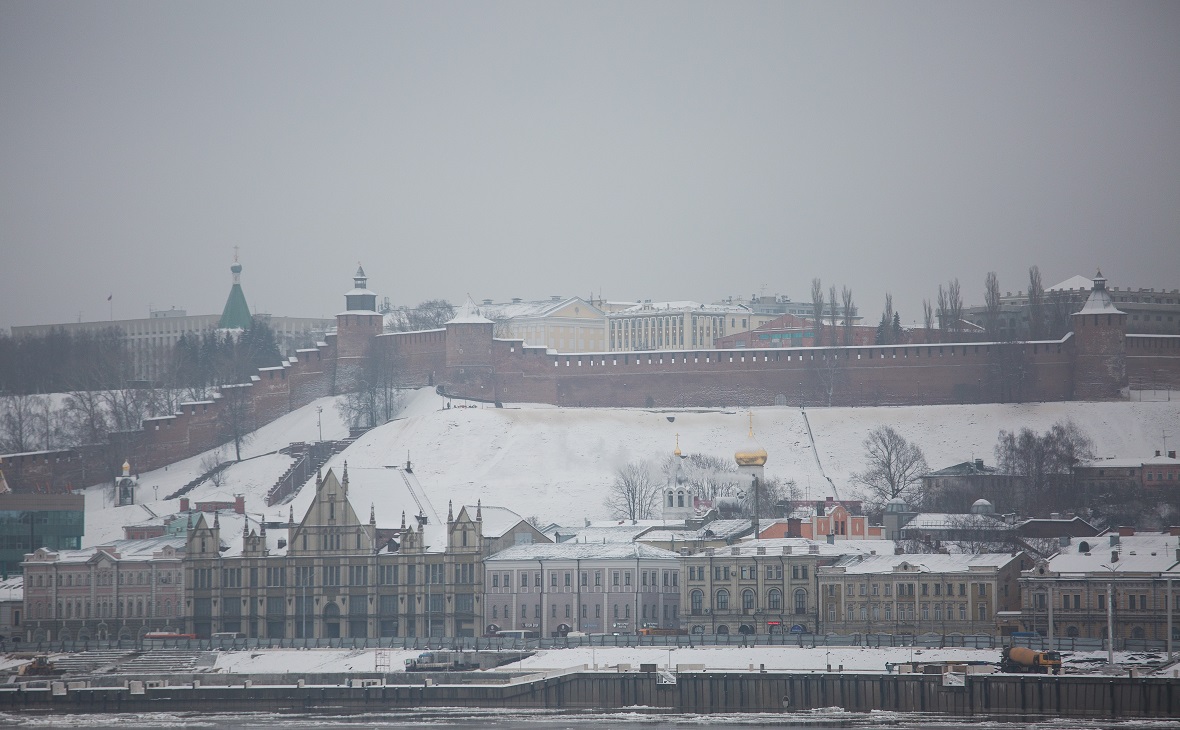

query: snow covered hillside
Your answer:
[80,389,1180,546]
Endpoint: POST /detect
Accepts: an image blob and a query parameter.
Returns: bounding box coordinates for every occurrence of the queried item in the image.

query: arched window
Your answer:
[677,491,685,508]
[768,589,782,611]
[667,491,675,508]
[742,589,755,611]
[794,589,807,615]
[1131,627,1145,639]
[1066,626,1080,637]
[716,589,730,611]
[691,590,704,615]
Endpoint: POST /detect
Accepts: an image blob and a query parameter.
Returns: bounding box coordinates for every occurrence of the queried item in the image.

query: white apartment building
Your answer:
[483,542,681,636]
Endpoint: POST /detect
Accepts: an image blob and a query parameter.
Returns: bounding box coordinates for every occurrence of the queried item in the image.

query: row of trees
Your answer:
[1,321,285,477]
[0,327,131,395]
[808,279,857,347]
[851,420,1180,530]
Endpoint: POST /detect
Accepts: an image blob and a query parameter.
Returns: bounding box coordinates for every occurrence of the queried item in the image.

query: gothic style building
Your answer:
[184,465,488,639]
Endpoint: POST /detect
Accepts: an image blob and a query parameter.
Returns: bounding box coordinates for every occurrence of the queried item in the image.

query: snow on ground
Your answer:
[201,646,1173,677]
[333,390,1180,527]
[81,396,348,547]
[79,389,1180,544]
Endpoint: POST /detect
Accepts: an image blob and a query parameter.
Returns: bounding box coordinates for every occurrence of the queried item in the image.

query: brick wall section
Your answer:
[1126,335,1180,389]
[380,329,447,387]
[2,339,337,494]
[6,315,1180,493]
[444,337,1077,408]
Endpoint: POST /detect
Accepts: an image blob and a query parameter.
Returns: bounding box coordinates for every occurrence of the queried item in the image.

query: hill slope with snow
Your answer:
[81,388,1180,546]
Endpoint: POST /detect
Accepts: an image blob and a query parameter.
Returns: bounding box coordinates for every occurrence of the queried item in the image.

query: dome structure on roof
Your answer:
[734,413,768,467]
[884,497,909,513]
[970,498,995,515]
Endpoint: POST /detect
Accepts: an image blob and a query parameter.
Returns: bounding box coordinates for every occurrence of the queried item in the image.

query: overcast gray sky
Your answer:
[2,2,1178,332]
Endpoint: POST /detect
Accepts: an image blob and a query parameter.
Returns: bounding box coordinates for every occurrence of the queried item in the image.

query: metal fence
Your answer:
[9,632,1172,655]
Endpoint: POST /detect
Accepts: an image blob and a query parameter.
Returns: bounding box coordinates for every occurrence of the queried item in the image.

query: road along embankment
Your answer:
[2,670,1177,718]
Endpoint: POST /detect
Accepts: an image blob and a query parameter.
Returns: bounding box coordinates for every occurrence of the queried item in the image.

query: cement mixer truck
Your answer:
[1000,646,1062,674]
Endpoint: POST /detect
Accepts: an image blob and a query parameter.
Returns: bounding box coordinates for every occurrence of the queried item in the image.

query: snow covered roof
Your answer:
[1075,273,1124,315]
[1038,533,1180,575]
[462,504,526,538]
[447,297,494,325]
[486,541,679,562]
[924,460,998,477]
[1048,275,1096,292]
[548,523,663,544]
[706,537,894,558]
[344,287,377,297]
[639,519,753,544]
[26,536,186,565]
[610,301,751,316]
[1082,455,1180,469]
[903,513,1012,532]
[207,512,289,558]
[826,551,1022,575]
[482,297,604,321]
[0,575,22,602]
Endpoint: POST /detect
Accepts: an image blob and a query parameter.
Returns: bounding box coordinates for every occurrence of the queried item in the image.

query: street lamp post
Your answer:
[316,407,323,442]
[1100,564,1118,667]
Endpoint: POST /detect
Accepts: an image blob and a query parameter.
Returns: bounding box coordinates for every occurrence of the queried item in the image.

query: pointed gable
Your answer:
[288,467,375,556]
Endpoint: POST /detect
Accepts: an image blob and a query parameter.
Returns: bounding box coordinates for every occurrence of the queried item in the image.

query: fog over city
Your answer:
[2,2,1178,332]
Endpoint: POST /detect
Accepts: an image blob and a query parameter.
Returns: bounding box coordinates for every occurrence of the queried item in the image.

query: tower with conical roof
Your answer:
[335,264,384,392]
[1071,270,1127,399]
[218,250,252,330]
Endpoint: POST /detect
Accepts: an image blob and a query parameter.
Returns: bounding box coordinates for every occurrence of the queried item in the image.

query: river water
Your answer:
[0,709,1174,730]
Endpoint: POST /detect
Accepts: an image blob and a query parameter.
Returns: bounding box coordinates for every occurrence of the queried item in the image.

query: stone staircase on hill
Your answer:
[266,438,358,506]
[117,650,214,674]
[50,650,135,675]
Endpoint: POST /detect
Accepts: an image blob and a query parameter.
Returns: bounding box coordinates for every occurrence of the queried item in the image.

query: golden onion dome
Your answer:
[673,433,682,457]
[734,413,768,467]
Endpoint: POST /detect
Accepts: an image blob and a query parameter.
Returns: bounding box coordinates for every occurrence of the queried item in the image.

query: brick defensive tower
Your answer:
[1071,271,1128,399]
[444,298,496,399]
[335,265,383,389]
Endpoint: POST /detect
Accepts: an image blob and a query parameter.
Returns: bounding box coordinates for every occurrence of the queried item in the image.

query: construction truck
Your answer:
[1000,646,1062,675]
[19,656,63,677]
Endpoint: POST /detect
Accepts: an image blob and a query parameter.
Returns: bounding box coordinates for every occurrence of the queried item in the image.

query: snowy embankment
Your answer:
[203,646,1172,677]
[82,389,1180,545]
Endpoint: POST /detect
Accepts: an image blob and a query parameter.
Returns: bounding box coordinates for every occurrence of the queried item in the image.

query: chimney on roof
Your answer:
[180,498,189,513]
[1170,451,1176,459]
[1169,526,1180,537]
[482,299,492,305]
[1118,526,1134,537]
[234,495,245,514]
[1156,450,1162,457]
[1111,550,1119,563]
[1110,533,1120,546]
[975,459,984,469]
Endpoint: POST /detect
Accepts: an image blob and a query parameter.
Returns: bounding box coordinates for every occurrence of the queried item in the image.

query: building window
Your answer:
[794,589,807,615]
[716,589,730,610]
[768,589,782,611]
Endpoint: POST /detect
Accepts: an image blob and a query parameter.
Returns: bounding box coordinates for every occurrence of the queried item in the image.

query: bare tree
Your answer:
[936,285,949,335]
[387,299,456,332]
[0,393,44,453]
[659,453,740,501]
[922,298,935,336]
[337,341,405,429]
[827,286,839,345]
[984,271,1002,340]
[1027,265,1045,340]
[876,293,895,345]
[809,279,825,347]
[605,461,662,521]
[946,278,964,335]
[994,419,1094,515]
[853,426,930,511]
[841,287,855,345]
[216,383,254,462]
[739,476,797,519]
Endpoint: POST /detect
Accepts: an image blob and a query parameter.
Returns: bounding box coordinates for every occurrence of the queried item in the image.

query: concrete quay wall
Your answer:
[3,672,1176,719]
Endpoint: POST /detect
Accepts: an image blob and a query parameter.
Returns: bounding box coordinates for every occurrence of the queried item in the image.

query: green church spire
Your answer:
[218,248,252,329]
